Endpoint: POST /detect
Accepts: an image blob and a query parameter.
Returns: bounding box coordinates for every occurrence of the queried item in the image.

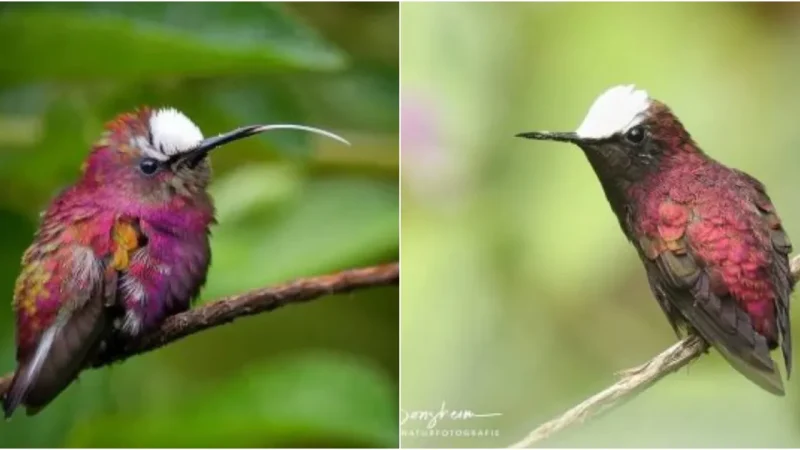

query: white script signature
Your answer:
[401,401,503,429]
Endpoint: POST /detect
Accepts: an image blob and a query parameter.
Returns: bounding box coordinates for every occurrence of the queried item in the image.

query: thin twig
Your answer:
[510,255,800,448]
[0,262,399,396]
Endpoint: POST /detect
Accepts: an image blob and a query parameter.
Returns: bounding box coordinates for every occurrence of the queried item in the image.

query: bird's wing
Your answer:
[638,197,786,395]
[3,214,143,417]
[733,169,793,376]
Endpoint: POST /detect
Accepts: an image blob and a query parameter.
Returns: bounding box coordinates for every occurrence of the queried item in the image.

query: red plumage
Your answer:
[4,108,215,417]
[4,105,348,417]
[519,89,793,395]
[627,103,793,395]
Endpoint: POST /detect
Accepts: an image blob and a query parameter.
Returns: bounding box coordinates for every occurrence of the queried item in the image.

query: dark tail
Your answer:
[3,298,109,418]
[712,339,785,396]
[678,287,786,395]
[4,369,27,418]
[3,321,62,418]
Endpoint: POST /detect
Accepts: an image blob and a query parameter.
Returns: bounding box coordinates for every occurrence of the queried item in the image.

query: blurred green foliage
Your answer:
[402,2,800,448]
[0,2,398,447]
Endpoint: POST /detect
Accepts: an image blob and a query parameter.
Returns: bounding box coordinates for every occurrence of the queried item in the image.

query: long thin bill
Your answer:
[248,124,351,146]
[515,131,580,143]
[178,123,351,167]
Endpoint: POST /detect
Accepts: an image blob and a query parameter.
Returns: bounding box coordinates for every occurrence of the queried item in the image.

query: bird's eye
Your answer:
[139,158,160,175]
[625,126,645,144]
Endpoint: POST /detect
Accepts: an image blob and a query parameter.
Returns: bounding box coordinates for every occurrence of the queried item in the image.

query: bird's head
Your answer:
[516,85,701,182]
[80,107,348,205]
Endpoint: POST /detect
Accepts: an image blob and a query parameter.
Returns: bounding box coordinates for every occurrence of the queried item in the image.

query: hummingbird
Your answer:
[3,107,348,417]
[516,85,793,395]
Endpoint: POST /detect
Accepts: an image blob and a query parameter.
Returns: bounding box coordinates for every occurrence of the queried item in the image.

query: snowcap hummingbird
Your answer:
[517,85,793,395]
[3,107,349,417]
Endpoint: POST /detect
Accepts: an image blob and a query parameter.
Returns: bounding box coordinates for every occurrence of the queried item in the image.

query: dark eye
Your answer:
[139,158,160,175]
[625,126,645,144]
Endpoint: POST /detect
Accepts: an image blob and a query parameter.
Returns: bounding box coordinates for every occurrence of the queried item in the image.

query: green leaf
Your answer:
[0,3,346,84]
[288,63,400,133]
[0,369,118,447]
[205,174,399,298]
[0,94,93,210]
[211,163,303,225]
[67,354,399,447]
[207,79,316,158]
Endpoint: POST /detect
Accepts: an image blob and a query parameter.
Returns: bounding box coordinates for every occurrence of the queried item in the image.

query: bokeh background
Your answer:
[402,3,800,448]
[0,3,398,447]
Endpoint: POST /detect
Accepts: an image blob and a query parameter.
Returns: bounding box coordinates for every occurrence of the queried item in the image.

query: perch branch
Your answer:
[0,262,399,396]
[510,255,800,448]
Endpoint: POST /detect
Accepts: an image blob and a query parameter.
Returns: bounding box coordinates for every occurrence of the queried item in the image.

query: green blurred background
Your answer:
[0,3,398,447]
[402,2,800,448]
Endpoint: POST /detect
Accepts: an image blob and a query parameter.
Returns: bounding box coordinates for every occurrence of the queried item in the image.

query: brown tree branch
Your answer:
[510,255,800,448]
[0,262,399,396]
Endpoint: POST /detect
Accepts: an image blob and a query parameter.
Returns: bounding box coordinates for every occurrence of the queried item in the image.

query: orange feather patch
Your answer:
[111,220,140,271]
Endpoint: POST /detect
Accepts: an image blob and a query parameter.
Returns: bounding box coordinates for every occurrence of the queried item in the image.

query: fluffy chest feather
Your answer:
[116,216,212,335]
[628,161,787,338]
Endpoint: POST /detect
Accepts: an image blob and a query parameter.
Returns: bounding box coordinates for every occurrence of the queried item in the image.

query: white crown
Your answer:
[575,85,651,139]
[146,108,204,160]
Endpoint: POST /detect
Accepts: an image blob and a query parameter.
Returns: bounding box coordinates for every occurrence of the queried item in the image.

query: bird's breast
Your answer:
[629,165,781,340]
[117,217,212,335]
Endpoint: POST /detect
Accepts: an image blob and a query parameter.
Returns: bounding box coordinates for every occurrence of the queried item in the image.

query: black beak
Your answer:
[176,124,350,167]
[514,131,582,144]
